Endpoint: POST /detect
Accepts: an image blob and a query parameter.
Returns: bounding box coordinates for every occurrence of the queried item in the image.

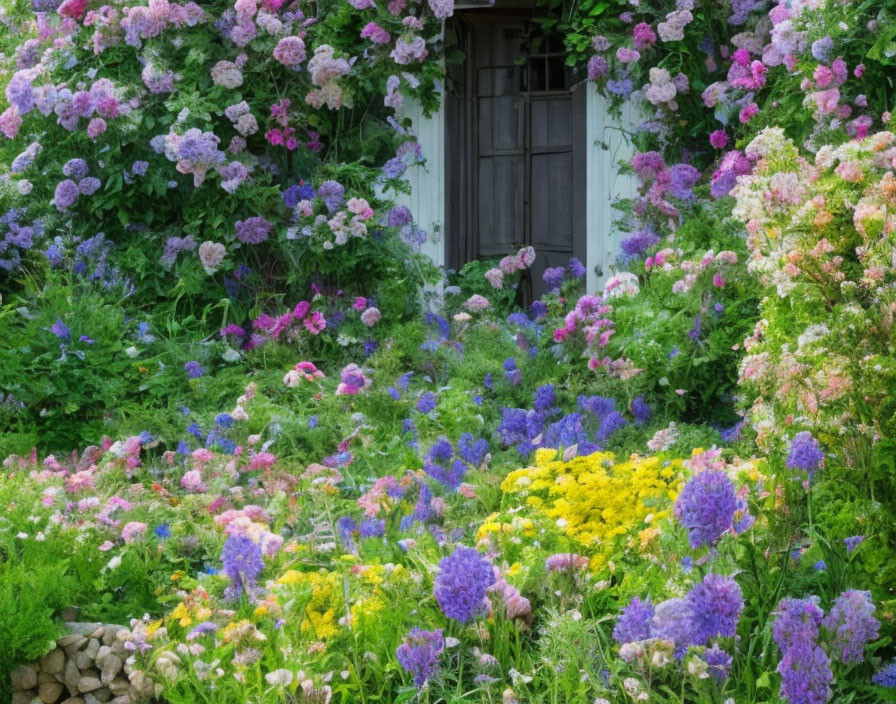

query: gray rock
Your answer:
[60,698,85,704]
[94,647,111,665]
[109,697,130,704]
[90,687,112,702]
[64,659,81,692]
[36,672,58,685]
[77,676,102,693]
[37,682,63,703]
[10,665,37,690]
[99,657,121,684]
[107,677,129,696]
[74,652,93,671]
[89,627,105,640]
[10,692,36,704]
[64,623,104,637]
[40,648,65,674]
[57,634,87,649]
[84,640,100,660]
[63,638,88,658]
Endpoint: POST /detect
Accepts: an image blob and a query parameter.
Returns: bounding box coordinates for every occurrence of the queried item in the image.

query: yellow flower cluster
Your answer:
[500,449,684,569]
[277,569,343,640]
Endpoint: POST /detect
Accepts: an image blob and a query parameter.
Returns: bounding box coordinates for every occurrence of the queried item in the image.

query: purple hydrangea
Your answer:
[620,228,660,262]
[686,573,743,644]
[822,589,879,664]
[396,628,444,687]
[317,179,345,213]
[220,534,264,600]
[569,257,585,278]
[184,360,204,378]
[62,158,89,179]
[533,384,556,412]
[433,546,495,623]
[674,469,737,549]
[542,266,565,291]
[235,216,272,244]
[416,391,438,414]
[458,433,489,466]
[701,644,733,682]
[786,432,824,479]
[53,179,80,211]
[873,659,896,687]
[651,598,697,657]
[613,596,654,644]
[631,396,651,426]
[596,410,628,443]
[387,205,413,227]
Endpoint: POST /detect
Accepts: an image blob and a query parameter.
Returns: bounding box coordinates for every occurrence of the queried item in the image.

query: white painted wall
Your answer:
[392,82,638,294]
[584,85,638,294]
[392,96,447,268]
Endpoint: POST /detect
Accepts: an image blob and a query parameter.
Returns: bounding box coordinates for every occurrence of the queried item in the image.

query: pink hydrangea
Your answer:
[273,36,306,66]
[361,307,381,327]
[121,521,147,543]
[181,469,206,493]
[464,294,490,312]
[360,22,391,44]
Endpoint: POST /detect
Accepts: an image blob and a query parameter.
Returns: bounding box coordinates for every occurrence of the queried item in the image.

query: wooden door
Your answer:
[446,16,586,301]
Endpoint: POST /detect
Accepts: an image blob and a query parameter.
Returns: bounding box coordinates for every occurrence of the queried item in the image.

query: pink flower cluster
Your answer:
[251,300,327,349]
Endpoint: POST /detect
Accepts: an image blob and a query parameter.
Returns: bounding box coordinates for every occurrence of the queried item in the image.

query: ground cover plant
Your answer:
[2,0,896,703]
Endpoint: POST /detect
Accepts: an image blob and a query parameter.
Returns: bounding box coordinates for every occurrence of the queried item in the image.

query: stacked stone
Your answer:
[9,623,142,704]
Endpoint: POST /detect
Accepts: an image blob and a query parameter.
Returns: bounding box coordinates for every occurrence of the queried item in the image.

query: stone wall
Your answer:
[9,623,145,704]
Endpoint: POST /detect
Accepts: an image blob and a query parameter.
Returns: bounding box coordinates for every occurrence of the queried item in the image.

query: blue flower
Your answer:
[184,360,204,379]
[786,432,824,479]
[220,535,264,600]
[50,317,71,342]
[433,546,495,623]
[155,523,171,539]
[214,413,234,428]
[396,628,444,687]
[613,596,654,644]
[674,469,737,549]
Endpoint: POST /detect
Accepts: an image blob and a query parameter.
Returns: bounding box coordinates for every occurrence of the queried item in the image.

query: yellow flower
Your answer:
[170,603,191,627]
[278,569,303,585]
[495,451,682,569]
[170,570,184,582]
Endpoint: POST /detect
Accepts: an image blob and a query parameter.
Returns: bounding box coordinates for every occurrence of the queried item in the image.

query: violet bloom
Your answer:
[50,317,72,342]
[873,659,896,687]
[631,396,651,426]
[396,628,444,687]
[416,391,438,414]
[433,546,494,623]
[220,534,264,600]
[843,535,865,555]
[542,266,565,291]
[533,384,556,412]
[317,179,345,213]
[234,216,272,244]
[675,469,737,548]
[822,589,879,664]
[613,596,654,644]
[184,360,204,378]
[686,573,743,644]
[786,432,824,479]
[701,644,733,681]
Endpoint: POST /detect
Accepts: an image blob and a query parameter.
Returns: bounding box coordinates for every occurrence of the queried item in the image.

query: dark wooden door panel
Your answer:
[477,155,525,256]
[530,151,573,250]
